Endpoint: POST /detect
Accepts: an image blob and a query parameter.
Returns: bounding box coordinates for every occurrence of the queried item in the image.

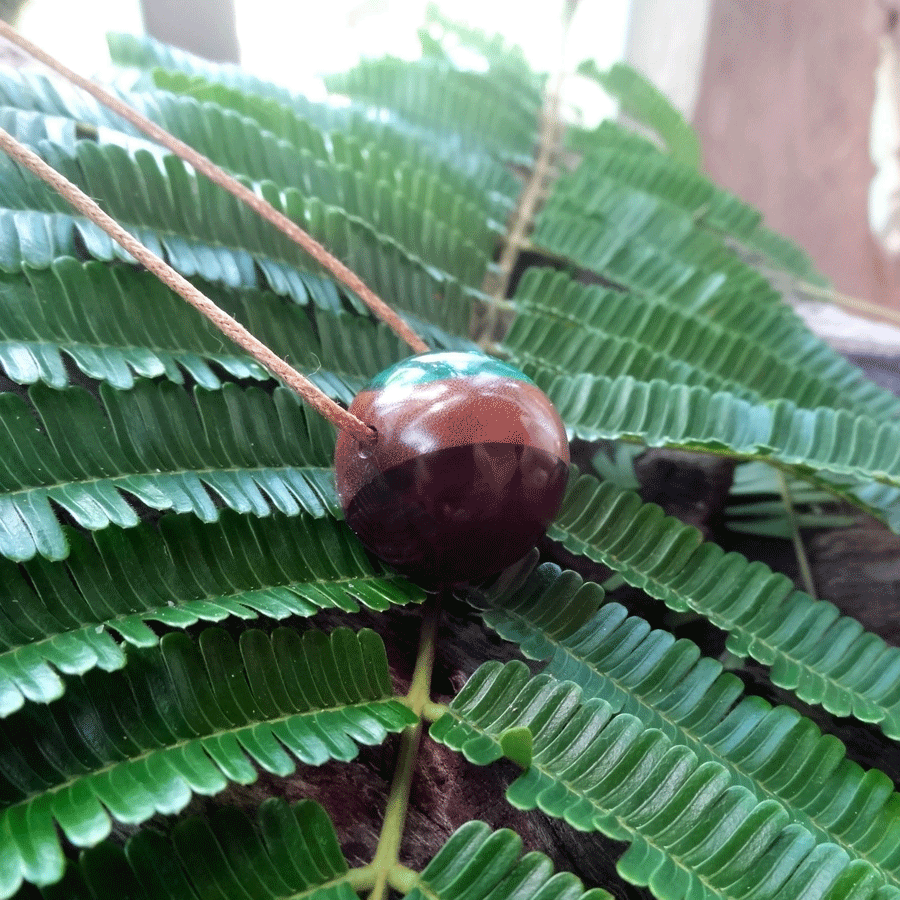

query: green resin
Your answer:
[365,351,534,392]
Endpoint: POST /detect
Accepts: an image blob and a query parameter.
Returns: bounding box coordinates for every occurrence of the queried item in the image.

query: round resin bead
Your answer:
[334,351,570,585]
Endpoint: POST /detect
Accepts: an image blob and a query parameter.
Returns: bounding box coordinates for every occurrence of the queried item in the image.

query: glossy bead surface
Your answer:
[334,351,569,585]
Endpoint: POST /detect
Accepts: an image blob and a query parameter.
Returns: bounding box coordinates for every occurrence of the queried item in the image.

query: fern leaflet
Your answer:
[0,626,415,898]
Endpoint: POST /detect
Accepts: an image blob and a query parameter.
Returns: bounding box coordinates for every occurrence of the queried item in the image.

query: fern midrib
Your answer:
[0,569,404,656]
[491,607,899,886]
[0,335,372,392]
[4,694,406,811]
[434,708,804,900]
[2,463,334,498]
[545,517,896,715]
[0,335,265,367]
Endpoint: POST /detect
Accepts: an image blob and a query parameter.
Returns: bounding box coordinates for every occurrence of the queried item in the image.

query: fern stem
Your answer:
[0,126,377,444]
[778,470,818,598]
[0,20,430,356]
[478,17,570,345]
[344,867,378,892]
[368,591,443,900]
[421,701,450,722]
[792,279,900,330]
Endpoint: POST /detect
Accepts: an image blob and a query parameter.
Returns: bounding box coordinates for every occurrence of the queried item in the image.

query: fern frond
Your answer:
[0,626,415,898]
[505,308,849,414]
[148,68,522,210]
[0,90,495,285]
[554,140,756,238]
[432,661,893,900]
[422,6,538,72]
[531,367,900,529]
[21,799,356,900]
[101,31,521,203]
[324,56,537,163]
[478,563,900,891]
[0,380,338,562]
[550,473,900,737]
[566,118,664,157]
[0,258,413,395]
[725,462,854,537]
[544,129,826,289]
[576,61,701,169]
[0,140,476,334]
[0,108,79,153]
[17,810,613,900]
[0,510,423,715]
[0,63,502,228]
[405,820,612,900]
[116,91,497,282]
[533,202,779,313]
[0,70,132,132]
[46,799,356,900]
[507,269,900,420]
[741,223,830,287]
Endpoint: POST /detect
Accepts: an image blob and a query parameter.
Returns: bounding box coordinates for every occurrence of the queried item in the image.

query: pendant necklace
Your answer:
[0,22,570,588]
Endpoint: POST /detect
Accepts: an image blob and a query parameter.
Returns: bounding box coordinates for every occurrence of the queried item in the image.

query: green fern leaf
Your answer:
[77,800,352,900]
[538,137,828,297]
[145,86,501,237]
[148,67,522,209]
[478,563,900,891]
[109,30,291,97]
[23,799,356,900]
[0,380,338,562]
[534,201,781,314]
[432,661,893,900]
[0,109,78,153]
[0,64,436,228]
[0,70,132,132]
[0,510,423,715]
[0,91,495,286]
[554,139,757,238]
[0,626,415,898]
[530,366,900,528]
[324,57,536,163]
[100,31,521,203]
[0,258,415,395]
[404,819,612,900]
[113,91,496,283]
[566,118,664,157]
[0,140,476,335]
[741,223,830,288]
[576,61,701,169]
[421,5,545,106]
[550,473,900,737]
[18,809,613,900]
[507,268,900,420]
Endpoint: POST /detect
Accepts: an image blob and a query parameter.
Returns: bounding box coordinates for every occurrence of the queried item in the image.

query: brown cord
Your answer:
[0,126,376,444]
[0,20,430,356]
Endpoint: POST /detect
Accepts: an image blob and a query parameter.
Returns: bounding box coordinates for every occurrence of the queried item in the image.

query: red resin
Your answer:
[334,355,570,585]
[345,442,568,584]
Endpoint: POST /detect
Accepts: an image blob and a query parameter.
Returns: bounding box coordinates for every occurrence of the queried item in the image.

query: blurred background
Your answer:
[6,0,900,331]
